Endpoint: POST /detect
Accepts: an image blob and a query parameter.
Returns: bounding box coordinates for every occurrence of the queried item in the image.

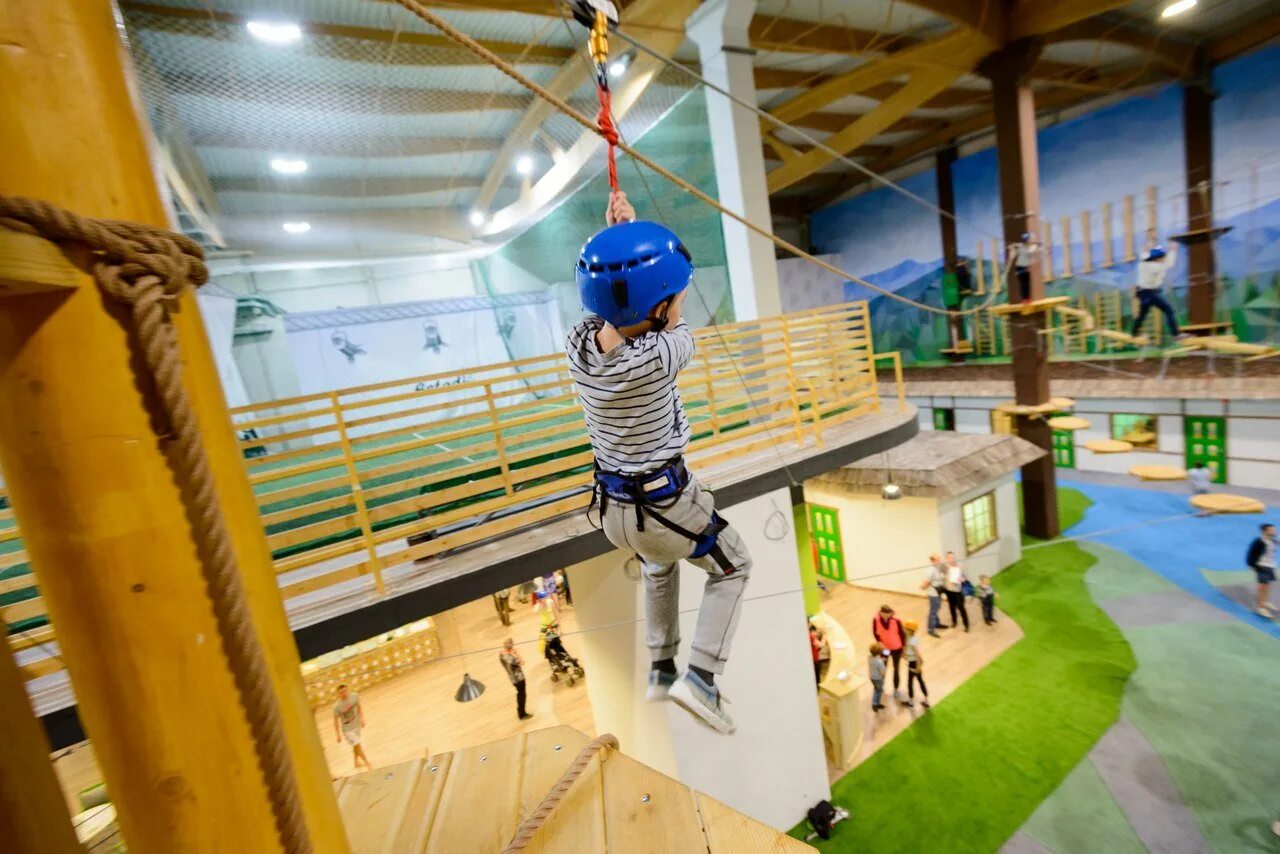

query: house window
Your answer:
[933,408,956,431]
[1112,414,1158,450]
[961,491,998,555]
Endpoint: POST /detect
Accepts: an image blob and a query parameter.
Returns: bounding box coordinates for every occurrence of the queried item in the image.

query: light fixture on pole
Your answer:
[879,452,902,500]
[1160,0,1196,18]
[454,673,485,702]
[246,20,303,44]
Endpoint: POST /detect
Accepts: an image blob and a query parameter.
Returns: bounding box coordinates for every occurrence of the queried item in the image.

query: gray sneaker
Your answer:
[646,668,677,701]
[668,671,735,734]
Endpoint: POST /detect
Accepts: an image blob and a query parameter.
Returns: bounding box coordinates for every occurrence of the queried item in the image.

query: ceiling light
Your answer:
[281,221,311,234]
[468,210,486,227]
[608,59,627,78]
[270,157,308,175]
[1160,0,1196,18]
[515,155,534,176]
[246,21,303,44]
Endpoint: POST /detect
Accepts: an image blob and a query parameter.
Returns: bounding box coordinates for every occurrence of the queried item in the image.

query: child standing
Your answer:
[979,574,998,625]
[901,622,930,709]
[568,191,752,734]
[868,643,887,712]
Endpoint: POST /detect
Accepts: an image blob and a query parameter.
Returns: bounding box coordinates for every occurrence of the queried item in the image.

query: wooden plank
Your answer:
[1,595,45,623]
[0,229,83,295]
[1080,210,1092,274]
[601,750,707,852]
[337,757,423,854]
[279,561,367,601]
[1102,201,1115,267]
[1123,194,1136,262]
[7,624,54,652]
[387,751,454,853]
[425,733,525,853]
[1060,216,1073,278]
[0,573,37,596]
[695,791,812,853]
[519,727,605,854]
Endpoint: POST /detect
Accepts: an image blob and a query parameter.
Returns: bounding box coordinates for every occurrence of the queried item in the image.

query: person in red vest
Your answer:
[871,604,907,693]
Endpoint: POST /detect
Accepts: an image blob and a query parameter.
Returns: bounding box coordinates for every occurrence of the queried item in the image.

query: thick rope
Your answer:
[390,0,1009,318]
[0,195,312,854]
[503,733,620,852]
[597,85,620,193]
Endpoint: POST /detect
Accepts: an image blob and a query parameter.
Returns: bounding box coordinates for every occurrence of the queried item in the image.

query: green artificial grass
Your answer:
[1019,483,1092,545]
[793,488,1137,852]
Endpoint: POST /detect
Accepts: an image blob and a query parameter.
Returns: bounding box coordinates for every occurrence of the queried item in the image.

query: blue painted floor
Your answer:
[1056,476,1280,640]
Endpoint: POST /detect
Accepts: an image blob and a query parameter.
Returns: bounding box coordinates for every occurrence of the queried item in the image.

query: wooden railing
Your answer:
[3,301,896,684]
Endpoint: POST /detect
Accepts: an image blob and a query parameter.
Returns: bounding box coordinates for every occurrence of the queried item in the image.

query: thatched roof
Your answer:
[809,432,1046,499]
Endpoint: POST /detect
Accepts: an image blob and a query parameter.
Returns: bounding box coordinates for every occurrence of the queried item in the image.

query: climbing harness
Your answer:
[589,457,737,574]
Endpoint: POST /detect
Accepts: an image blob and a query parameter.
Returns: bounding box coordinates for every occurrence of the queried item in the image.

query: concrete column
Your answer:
[687,0,782,321]
[980,39,1059,539]
[1182,73,1217,325]
[568,487,829,830]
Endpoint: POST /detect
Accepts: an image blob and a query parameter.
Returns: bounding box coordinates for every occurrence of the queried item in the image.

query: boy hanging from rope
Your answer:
[567,190,751,734]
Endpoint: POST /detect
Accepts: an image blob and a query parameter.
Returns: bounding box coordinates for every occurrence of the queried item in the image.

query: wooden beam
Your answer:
[749,14,918,56]
[121,1,573,62]
[793,112,944,134]
[1044,15,1197,74]
[1210,10,1280,63]
[157,71,530,113]
[768,63,971,192]
[1013,0,1134,39]
[899,0,1001,40]
[765,28,994,126]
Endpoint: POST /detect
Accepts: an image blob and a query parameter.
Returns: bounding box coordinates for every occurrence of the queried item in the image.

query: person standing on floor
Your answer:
[901,621,930,709]
[1131,243,1185,342]
[1246,523,1277,618]
[871,605,907,693]
[332,684,370,771]
[943,551,971,632]
[868,643,887,712]
[500,638,533,721]
[921,554,948,637]
[978,574,999,625]
[1188,462,1212,495]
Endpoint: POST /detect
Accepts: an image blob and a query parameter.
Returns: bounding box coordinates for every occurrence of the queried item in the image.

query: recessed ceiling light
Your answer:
[515,155,534,176]
[270,157,308,175]
[1160,0,1196,18]
[608,59,627,78]
[468,210,486,227]
[247,21,303,44]
[281,221,311,234]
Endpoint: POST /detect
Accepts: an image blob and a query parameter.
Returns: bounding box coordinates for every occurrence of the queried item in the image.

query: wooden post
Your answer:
[331,393,384,593]
[936,146,966,352]
[1102,201,1115,267]
[1123,194,1136,262]
[0,3,348,851]
[974,240,987,295]
[1060,216,1073,277]
[1146,185,1158,236]
[1041,221,1054,281]
[0,638,79,853]
[483,383,516,495]
[990,238,1002,292]
[979,38,1059,539]
[1080,211,1092,273]
[1183,73,1217,325]
[780,316,803,445]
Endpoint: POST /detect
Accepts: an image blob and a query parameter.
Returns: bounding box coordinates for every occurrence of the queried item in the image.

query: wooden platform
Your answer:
[1190,493,1266,514]
[1129,464,1186,481]
[1093,329,1148,346]
[987,296,1071,316]
[1047,416,1090,431]
[334,725,812,853]
[1084,439,1133,454]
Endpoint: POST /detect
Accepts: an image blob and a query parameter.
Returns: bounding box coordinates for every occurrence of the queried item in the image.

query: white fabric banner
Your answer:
[196,291,251,409]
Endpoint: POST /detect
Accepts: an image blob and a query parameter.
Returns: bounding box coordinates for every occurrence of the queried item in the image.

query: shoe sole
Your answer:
[646,688,671,702]
[669,682,735,734]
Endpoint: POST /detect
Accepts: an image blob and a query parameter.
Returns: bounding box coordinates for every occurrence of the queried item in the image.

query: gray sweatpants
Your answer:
[600,473,752,674]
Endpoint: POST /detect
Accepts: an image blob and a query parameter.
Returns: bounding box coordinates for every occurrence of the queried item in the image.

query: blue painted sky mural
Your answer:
[805,44,1280,363]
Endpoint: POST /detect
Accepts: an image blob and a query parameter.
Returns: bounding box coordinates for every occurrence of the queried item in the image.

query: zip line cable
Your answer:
[388,0,1011,319]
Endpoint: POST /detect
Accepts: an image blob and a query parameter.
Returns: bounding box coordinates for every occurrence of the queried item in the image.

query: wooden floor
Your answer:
[818,583,1022,776]
[335,725,812,852]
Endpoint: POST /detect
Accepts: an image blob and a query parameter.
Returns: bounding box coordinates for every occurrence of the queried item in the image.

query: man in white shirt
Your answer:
[1131,244,1185,341]
[943,551,970,632]
[333,684,370,771]
[1007,233,1041,303]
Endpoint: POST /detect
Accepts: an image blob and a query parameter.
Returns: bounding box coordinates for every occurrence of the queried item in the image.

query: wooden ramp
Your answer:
[334,725,813,853]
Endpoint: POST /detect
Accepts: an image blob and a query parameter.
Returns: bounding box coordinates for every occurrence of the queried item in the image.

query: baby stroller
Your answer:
[542,625,585,686]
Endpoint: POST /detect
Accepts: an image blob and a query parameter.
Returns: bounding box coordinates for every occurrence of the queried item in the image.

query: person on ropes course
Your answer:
[567,190,752,735]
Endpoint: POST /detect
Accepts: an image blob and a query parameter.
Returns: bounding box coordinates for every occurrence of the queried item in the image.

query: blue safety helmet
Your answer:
[1146,245,1167,261]
[576,220,693,328]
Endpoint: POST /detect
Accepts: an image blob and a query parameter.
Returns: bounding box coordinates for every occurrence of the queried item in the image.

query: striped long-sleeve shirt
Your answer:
[565,317,695,474]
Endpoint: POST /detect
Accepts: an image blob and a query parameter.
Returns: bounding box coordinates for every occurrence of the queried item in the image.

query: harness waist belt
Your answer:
[593,457,689,503]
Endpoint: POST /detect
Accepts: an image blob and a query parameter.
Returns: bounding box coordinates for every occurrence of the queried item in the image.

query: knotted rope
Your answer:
[502,733,620,852]
[0,195,311,854]
[596,86,621,193]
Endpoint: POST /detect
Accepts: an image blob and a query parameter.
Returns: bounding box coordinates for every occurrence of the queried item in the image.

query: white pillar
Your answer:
[568,487,829,830]
[687,0,783,321]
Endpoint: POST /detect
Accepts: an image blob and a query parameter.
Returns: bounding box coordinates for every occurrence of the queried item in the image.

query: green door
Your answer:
[1184,416,1227,483]
[807,504,846,583]
[933,408,955,431]
[1052,429,1075,468]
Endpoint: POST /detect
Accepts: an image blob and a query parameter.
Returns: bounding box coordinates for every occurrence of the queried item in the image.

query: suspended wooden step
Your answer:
[1129,465,1187,481]
[331,726,812,853]
[1047,416,1090,431]
[1084,439,1133,454]
[995,395,1075,417]
[987,296,1072,316]
[1093,329,1148,347]
[1190,494,1266,514]
[1054,303,1096,332]
[1048,397,1076,411]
